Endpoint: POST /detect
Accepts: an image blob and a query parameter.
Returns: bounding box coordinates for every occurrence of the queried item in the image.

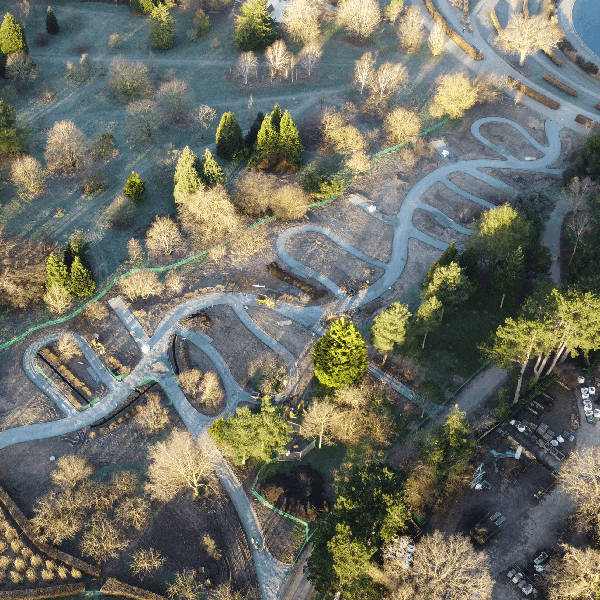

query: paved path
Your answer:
[6,116,567,600]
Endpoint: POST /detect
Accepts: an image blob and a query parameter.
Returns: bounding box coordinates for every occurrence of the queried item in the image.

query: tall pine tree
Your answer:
[279,110,303,167]
[215,112,243,160]
[233,0,276,52]
[46,6,59,35]
[150,4,175,50]
[199,148,224,187]
[313,317,367,388]
[270,103,282,131]
[371,302,411,362]
[69,256,95,299]
[46,252,68,293]
[173,146,201,201]
[0,13,27,55]
[244,111,264,150]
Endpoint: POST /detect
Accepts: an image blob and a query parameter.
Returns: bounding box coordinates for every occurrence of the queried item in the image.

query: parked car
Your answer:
[582,388,590,399]
[594,408,600,419]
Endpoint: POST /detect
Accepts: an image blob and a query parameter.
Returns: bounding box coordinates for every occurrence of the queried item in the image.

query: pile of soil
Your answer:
[259,464,330,522]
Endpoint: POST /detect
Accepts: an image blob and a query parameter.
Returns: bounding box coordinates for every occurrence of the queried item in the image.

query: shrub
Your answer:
[41,568,54,581]
[44,120,88,174]
[126,99,157,142]
[25,567,36,582]
[123,171,145,202]
[105,195,136,228]
[187,9,209,40]
[66,53,92,85]
[30,555,43,568]
[108,59,151,102]
[156,79,193,124]
[13,557,26,572]
[118,270,163,300]
[5,52,36,81]
[10,155,44,198]
[95,132,117,158]
[130,0,155,14]
[9,570,23,584]
[107,33,123,50]
[82,173,107,196]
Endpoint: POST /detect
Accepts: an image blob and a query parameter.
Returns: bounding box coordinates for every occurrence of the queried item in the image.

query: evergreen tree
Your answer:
[199,148,224,187]
[46,252,69,293]
[68,256,95,299]
[422,261,472,318]
[173,146,201,201]
[0,50,5,78]
[0,99,25,154]
[0,13,27,55]
[490,246,525,309]
[270,103,282,132]
[215,112,243,160]
[370,302,411,362]
[150,4,175,50]
[123,171,145,202]
[233,0,276,52]
[279,110,303,167]
[244,111,264,149]
[415,295,442,349]
[423,241,459,289]
[46,6,59,35]
[250,111,280,166]
[313,317,367,388]
[440,405,475,463]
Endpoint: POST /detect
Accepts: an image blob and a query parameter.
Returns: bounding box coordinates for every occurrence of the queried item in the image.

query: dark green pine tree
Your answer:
[68,256,95,299]
[244,111,264,150]
[215,112,243,160]
[199,148,224,187]
[46,252,69,293]
[46,6,59,34]
[312,317,367,388]
[233,0,276,52]
[279,110,303,167]
[249,111,280,167]
[270,103,282,132]
[63,231,84,271]
[0,98,25,154]
[0,51,6,78]
[0,13,28,55]
[173,145,201,201]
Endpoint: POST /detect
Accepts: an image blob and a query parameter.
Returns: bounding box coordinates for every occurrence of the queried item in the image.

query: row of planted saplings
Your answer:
[0,517,82,585]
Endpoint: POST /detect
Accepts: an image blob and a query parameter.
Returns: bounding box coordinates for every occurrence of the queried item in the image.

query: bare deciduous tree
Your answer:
[368,61,407,102]
[283,0,323,43]
[156,79,194,124]
[301,399,337,448]
[337,0,380,41]
[145,430,219,501]
[44,120,89,174]
[427,21,446,56]
[392,530,493,600]
[146,216,182,257]
[167,569,206,600]
[495,13,562,65]
[196,105,217,138]
[10,155,44,198]
[118,271,163,301]
[300,43,322,78]
[56,333,81,362]
[561,176,596,265]
[108,59,152,102]
[130,548,165,578]
[265,39,292,81]
[178,369,203,396]
[127,238,144,263]
[115,497,150,530]
[397,6,425,53]
[547,545,600,600]
[235,51,258,85]
[429,72,479,119]
[80,515,128,563]
[321,108,367,156]
[127,99,157,142]
[51,455,92,489]
[353,51,375,95]
[384,107,421,145]
[135,392,169,434]
[199,372,224,409]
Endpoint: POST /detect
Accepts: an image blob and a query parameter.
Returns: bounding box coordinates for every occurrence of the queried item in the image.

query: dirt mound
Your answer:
[259,464,330,522]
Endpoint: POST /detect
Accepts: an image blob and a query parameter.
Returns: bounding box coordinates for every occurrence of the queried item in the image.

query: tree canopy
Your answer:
[233,0,276,52]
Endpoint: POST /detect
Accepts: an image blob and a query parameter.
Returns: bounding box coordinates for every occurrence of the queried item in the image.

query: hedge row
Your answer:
[507,76,560,109]
[101,578,166,600]
[575,114,600,129]
[0,486,101,579]
[558,39,600,75]
[0,584,86,600]
[542,73,577,96]
[424,0,484,61]
[543,50,562,66]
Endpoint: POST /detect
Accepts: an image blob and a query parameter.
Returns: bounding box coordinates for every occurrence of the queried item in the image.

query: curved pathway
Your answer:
[3,116,565,600]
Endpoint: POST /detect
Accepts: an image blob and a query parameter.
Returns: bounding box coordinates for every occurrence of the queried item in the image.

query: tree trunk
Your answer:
[422,330,428,350]
[513,336,535,404]
[533,353,549,382]
[519,52,526,66]
[381,352,388,366]
[545,334,569,376]
[500,293,505,309]
[318,424,323,449]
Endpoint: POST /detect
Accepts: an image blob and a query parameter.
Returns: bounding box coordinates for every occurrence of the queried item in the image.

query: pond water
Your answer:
[572,0,600,59]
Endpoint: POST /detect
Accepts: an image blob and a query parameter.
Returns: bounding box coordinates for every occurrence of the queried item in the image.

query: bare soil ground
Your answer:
[479,122,543,160]
[482,168,562,193]
[421,181,484,224]
[448,172,512,204]
[412,209,470,245]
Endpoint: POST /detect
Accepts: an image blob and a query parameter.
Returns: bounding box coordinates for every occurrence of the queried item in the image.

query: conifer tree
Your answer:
[46,6,59,35]
[0,51,5,78]
[415,295,442,349]
[312,317,367,388]
[279,110,303,167]
[0,99,25,154]
[68,256,95,299]
[150,4,175,50]
[422,261,472,319]
[215,112,243,160]
[199,148,224,187]
[0,13,27,55]
[173,146,201,201]
[233,0,276,52]
[250,111,280,166]
[124,171,145,202]
[270,103,282,131]
[371,302,411,363]
[63,231,84,271]
[46,252,69,293]
[244,111,264,149]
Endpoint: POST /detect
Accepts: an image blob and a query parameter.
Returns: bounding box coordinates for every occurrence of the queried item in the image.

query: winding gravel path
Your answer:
[4,116,565,600]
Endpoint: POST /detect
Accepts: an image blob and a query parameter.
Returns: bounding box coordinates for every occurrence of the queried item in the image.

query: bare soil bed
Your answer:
[412,209,469,246]
[447,172,512,205]
[284,231,384,291]
[478,121,543,160]
[203,305,284,390]
[420,181,484,224]
[482,168,562,194]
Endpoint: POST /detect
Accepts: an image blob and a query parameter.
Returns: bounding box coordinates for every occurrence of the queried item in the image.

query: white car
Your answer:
[590,386,596,395]
[584,400,593,411]
[594,408,600,419]
[512,572,524,584]
[582,388,590,399]
[520,582,534,596]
